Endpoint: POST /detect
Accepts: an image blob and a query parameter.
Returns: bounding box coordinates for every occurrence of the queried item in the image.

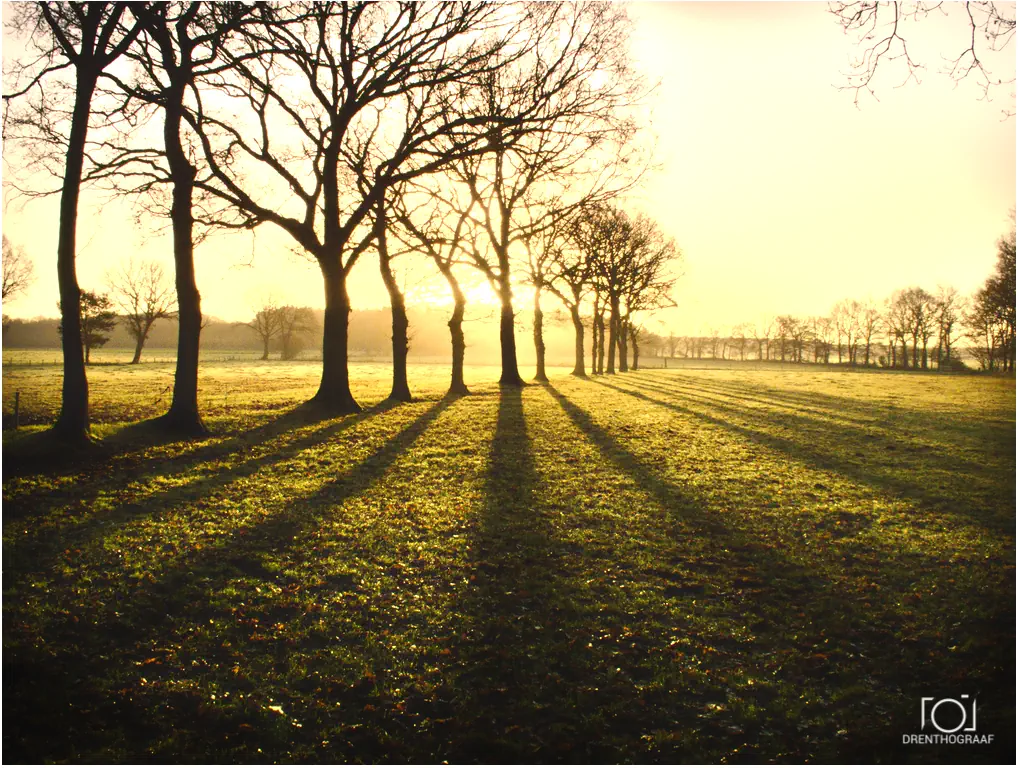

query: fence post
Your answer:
[13,391,19,430]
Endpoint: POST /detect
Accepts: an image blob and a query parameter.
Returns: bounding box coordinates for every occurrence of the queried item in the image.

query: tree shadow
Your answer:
[2,399,407,582]
[3,397,453,763]
[541,381,1014,763]
[596,375,1014,534]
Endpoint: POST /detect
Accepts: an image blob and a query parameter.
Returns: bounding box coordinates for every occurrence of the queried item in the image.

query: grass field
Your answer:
[2,360,1015,762]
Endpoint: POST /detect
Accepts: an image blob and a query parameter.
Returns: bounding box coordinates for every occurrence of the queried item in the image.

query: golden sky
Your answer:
[2,1,1015,336]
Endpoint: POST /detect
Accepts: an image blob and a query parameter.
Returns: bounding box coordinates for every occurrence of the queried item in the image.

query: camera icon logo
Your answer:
[921,696,978,734]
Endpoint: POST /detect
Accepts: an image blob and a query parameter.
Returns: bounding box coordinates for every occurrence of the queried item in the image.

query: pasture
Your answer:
[2,359,1015,762]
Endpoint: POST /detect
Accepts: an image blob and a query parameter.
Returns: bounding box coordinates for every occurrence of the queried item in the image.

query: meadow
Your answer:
[2,358,1015,762]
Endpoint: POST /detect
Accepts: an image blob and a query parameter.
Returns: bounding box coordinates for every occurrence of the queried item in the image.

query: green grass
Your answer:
[2,362,1014,762]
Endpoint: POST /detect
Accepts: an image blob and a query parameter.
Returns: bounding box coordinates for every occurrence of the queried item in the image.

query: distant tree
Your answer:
[972,220,1017,371]
[753,316,774,361]
[885,290,913,368]
[832,299,861,364]
[2,235,35,302]
[107,259,177,364]
[932,286,965,370]
[730,323,751,361]
[247,300,282,361]
[811,315,835,364]
[858,300,883,366]
[278,306,318,361]
[665,329,680,359]
[775,315,794,362]
[618,220,679,371]
[58,290,117,364]
[900,287,936,368]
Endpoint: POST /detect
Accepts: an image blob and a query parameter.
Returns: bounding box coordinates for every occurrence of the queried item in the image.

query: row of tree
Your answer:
[654,221,1016,372]
[4,2,679,442]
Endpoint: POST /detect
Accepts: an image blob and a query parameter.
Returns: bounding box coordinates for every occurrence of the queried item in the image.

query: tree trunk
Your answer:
[497,272,524,386]
[158,80,208,436]
[617,313,628,373]
[313,258,360,412]
[260,337,270,361]
[596,312,605,374]
[131,332,145,365]
[591,305,599,375]
[378,221,412,402]
[631,328,639,370]
[53,74,97,443]
[570,305,586,377]
[532,284,547,382]
[606,297,618,375]
[437,265,469,396]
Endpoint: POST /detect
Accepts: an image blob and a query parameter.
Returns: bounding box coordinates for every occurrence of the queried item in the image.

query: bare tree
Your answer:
[811,316,835,364]
[389,180,475,397]
[901,286,936,368]
[931,286,962,369]
[107,258,177,363]
[278,306,318,361]
[858,300,883,366]
[753,316,774,361]
[547,211,597,377]
[970,219,1017,371]
[4,2,146,441]
[618,219,679,371]
[885,289,913,368]
[449,3,647,385]
[247,298,282,361]
[1,235,36,302]
[187,3,533,412]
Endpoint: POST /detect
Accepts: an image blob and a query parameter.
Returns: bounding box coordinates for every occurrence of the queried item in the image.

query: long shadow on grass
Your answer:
[2,402,399,581]
[440,387,609,762]
[542,382,1015,763]
[597,375,1014,534]
[644,369,1015,436]
[2,398,452,763]
[632,372,1000,478]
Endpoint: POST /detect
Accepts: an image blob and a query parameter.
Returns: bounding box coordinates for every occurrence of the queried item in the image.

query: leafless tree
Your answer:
[546,211,597,377]
[619,221,679,371]
[1,235,35,302]
[3,2,146,441]
[811,316,835,363]
[885,289,913,368]
[389,180,476,397]
[185,3,535,412]
[752,316,775,361]
[107,258,177,363]
[901,286,937,368]
[278,305,318,361]
[247,297,282,361]
[857,300,883,366]
[448,3,648,385]
[932,285,965,369]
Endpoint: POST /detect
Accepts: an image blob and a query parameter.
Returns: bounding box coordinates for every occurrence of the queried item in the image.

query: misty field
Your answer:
[2,361,1014,762]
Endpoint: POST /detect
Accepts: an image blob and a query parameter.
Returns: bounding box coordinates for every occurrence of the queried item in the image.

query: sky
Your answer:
[1,1,1016,337]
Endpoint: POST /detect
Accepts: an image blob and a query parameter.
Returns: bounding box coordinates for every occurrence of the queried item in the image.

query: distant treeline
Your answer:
[648,230,1017,373]
[3,306,585,366]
